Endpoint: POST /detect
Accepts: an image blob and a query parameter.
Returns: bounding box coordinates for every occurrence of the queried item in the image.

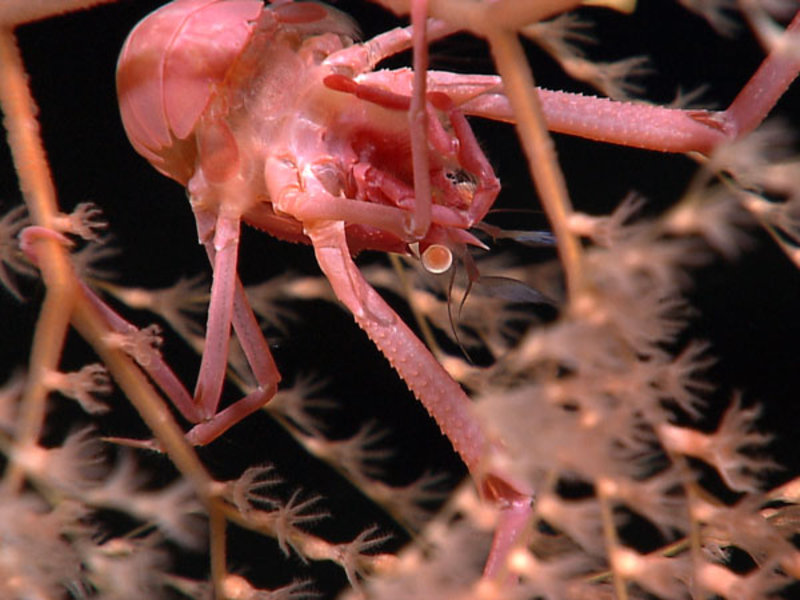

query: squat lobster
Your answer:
[116,0,503,482]
[113,0,800,519]
[2,0,799,595]
[114,0,800,459]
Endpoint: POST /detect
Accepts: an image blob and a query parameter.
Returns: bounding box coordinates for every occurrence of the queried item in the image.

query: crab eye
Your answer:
[444,169,478,205]
[422,244,453,274]
[445,169,471,184]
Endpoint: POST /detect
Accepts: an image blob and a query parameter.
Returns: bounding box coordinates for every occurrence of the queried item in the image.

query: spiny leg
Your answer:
[305,219,487,475]
[301,218,534,496]
[305,218,533,584]
[360,68,730,153]
[423,8,800,154]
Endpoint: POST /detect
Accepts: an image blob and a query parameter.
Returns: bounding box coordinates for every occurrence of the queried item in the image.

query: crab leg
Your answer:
[324,17,459,73]
[184,207,281,445]
[305,219,487,474]
[362,69,728,154]
[407,0,432,240]
[456,7,799,150]
[192,209,239,414]
[20,223,279,446]
[76,275,205,425]
[358,6,799,157]
[44,208,281,446]
[293,210,538,580]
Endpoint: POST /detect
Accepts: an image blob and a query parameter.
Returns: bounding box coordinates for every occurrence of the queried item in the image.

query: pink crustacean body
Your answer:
[116,0,513,503]
[109,0,800,585]
[118,0,497,257]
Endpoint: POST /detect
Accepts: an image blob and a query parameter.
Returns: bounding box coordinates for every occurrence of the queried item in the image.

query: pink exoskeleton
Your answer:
[113,0,800,584]
[116,0,508,485]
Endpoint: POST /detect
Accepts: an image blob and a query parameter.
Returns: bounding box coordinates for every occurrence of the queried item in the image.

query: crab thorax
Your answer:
[118,0,494,254]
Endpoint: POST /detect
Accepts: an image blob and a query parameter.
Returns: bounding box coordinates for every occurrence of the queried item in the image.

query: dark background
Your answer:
[1,0,799,596]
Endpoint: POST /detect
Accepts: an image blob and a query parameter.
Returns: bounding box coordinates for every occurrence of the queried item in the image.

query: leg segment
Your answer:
[304,219,537,587]
[22,222,279,447]
[323,17,459,74]
[450,5,798,154]
[408,0,432,240]
[182,207,281,445]
[305,219,488,479]
[193,211,239,415]
[181,273,280,445]
[358,9,799,159]
[67,207,281,446]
